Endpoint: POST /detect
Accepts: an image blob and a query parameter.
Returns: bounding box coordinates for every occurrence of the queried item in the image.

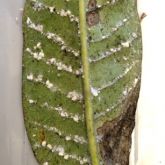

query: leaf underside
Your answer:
[22,0,142,165]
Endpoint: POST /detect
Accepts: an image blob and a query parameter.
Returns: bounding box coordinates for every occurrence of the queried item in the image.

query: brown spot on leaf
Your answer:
[88,0,97,10]
[97,81,140,165]
[87,11,99,27]
[39,128,45,143]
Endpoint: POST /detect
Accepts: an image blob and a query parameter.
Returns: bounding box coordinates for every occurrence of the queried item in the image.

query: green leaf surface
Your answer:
[22,0,142,164]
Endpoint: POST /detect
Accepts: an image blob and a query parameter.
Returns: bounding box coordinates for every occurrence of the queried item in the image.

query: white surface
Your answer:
[130,0,165,164]
[1,0,165,165]
[0,0,38,165]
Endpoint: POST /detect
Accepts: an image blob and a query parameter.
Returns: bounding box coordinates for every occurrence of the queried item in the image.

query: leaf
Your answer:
[22,0,142,164]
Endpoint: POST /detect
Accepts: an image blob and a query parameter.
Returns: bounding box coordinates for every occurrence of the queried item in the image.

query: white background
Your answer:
[130,0,165,165]
[0,0,165,165]
[0,0,38,164]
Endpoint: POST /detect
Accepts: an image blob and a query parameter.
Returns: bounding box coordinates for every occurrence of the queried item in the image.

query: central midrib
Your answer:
[79,0,100,165]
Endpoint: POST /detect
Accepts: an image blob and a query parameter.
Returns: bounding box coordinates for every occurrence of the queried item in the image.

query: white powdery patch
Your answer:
[46,58,82,75]
[26,43,82,75]
[34,41,41,48]
[75,68,83,76]
[26,17,80,57]
[47,144,53,150]
[67,91,83,102]
[96,135,104,142]
[122,76,140,98]
[26,17,43,32]
[42,78,58,91]
[91,87,100,97]
[51,145,89,164]
[26,73,82,103]
[28,99,37,104]
[47,58,72,72]
[89,32,138,63]
[31,0,79,23]
[121,41,130,48]
[65,136,71,141]
[45,80,53,89]
[35,74,43,82]
[33,142,41,149]
[73,135,86,144]
[46,31,79,57]
[41,102,84,122]
[31,121,87,145]
[27,73,34,80]
[26,73,59,91]
[123,90,128,96]
[26,43,44,61]
[41,141,47,147]
[43,162,48,165]
[123,76,140,96]
[133,77,139,86]
[35,142,89,164]
[73,115,80,122]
